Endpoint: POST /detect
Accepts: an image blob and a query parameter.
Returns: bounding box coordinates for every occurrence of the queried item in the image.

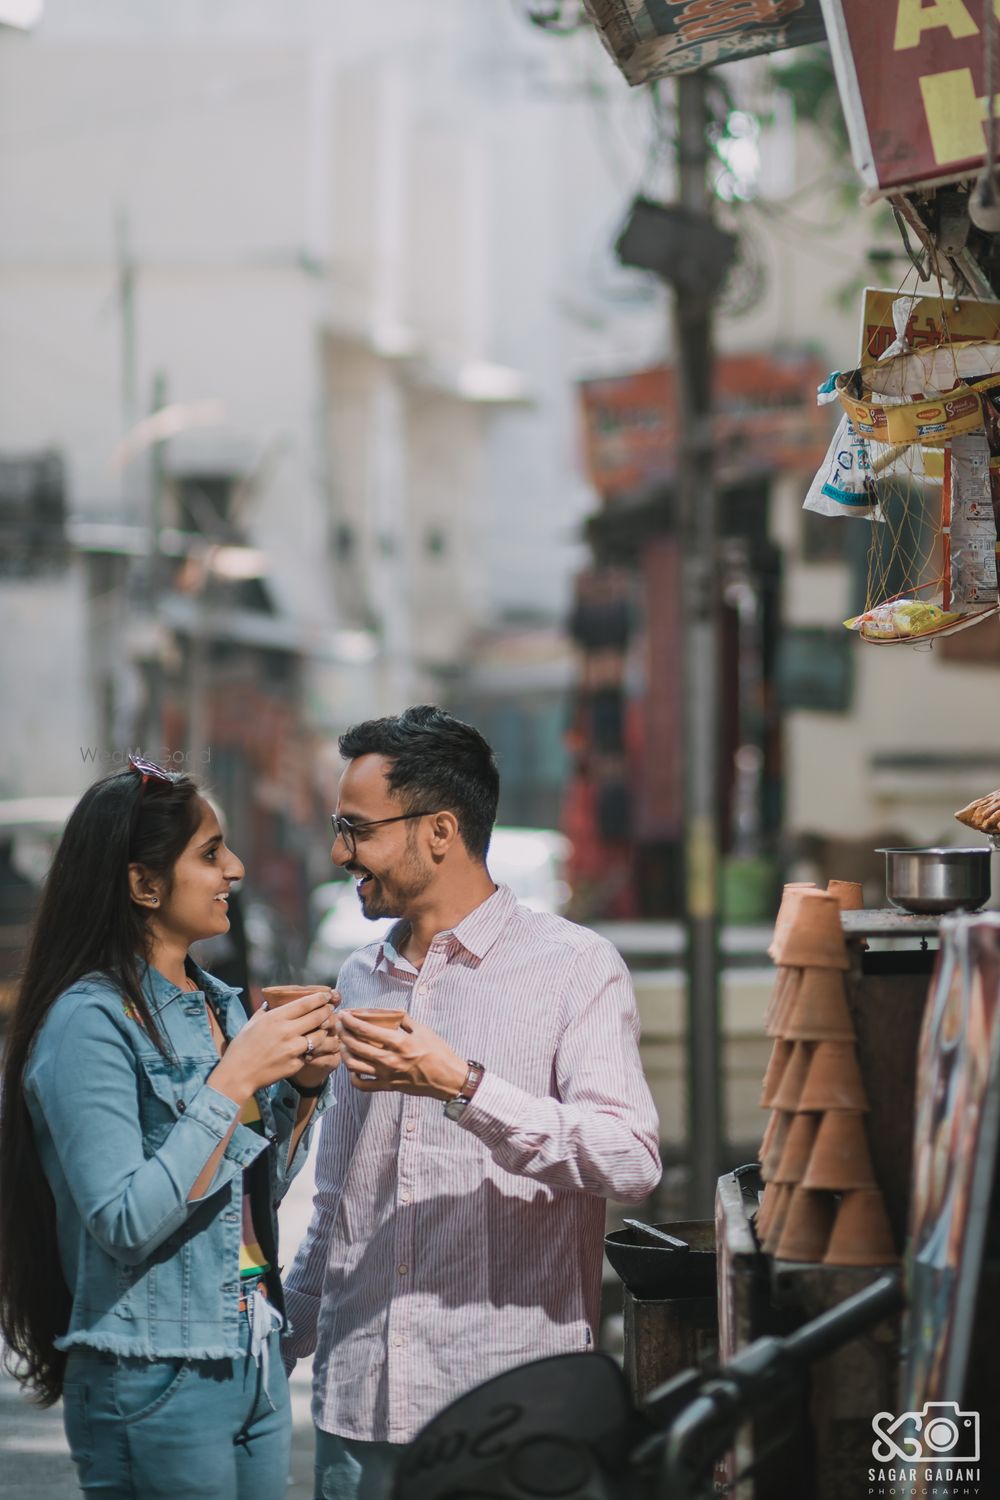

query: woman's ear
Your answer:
[128,863,162,911]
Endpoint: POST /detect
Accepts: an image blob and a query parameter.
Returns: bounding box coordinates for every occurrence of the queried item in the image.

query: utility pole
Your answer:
[674,73,723,1216]
[144,369,168,753]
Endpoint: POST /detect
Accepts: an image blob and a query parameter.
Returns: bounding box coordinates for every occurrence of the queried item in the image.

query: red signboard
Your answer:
[578,351,830,500]
[822,0,1000,193]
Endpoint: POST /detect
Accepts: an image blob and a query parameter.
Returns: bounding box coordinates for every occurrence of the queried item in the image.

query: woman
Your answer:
[0,757,339,1499]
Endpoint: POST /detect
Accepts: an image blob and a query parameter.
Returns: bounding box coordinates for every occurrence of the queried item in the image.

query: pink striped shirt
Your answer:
[283,883,660,1443]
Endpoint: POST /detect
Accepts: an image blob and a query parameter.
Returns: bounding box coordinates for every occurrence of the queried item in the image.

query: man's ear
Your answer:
[427,811,461,855]
[128,863,163,911]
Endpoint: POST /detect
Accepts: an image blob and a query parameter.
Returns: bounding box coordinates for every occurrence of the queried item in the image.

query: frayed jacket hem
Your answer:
[55,1331,245,1360]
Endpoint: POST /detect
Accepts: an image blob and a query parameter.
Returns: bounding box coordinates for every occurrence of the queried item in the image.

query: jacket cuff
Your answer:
[183,1084,269,1172]
[183,1082,239,1138]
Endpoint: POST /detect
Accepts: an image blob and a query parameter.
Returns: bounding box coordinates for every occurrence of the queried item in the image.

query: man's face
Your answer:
[332,754,435,921]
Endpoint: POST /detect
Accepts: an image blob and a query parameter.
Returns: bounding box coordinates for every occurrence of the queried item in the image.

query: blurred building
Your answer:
[4,7,990,935]
[0,1,670,928]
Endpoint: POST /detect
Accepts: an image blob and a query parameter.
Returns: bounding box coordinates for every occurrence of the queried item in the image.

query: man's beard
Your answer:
[354,846,432,920]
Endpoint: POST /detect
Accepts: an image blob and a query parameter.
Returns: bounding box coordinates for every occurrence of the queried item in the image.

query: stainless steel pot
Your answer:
[876,846,991,915]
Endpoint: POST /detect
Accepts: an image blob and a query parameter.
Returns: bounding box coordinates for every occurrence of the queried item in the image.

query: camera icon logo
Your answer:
[872,1402,980,1464]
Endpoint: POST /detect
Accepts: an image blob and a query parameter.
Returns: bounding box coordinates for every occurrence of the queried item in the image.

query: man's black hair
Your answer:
[338,705,499,859]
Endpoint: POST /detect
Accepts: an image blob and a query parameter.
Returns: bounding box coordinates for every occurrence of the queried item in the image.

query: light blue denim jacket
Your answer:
[24,961,333,1360]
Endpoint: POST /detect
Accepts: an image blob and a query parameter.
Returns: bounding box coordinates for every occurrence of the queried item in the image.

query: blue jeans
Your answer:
[315,1429,400,1500]
[61,1300,290,1499]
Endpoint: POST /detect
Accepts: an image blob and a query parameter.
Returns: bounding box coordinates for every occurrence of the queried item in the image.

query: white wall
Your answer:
[0,566,94,798]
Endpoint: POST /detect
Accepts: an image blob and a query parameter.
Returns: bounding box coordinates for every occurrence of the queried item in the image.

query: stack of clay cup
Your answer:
[755,881,897,1267]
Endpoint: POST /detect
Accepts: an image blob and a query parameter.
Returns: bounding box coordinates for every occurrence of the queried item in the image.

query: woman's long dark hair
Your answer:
[0,766,203,1405]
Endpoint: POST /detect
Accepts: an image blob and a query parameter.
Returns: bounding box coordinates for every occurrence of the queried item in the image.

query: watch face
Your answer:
[444,1096,468,1121]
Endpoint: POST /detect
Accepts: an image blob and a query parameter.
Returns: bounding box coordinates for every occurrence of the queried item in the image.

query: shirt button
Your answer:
[417,984,428,996]
[397,1263,408,1276]
[405,1120,416,1133]
[400,1189,412,1203]
[392,1336,404,1347]
[175,1099,186,1113]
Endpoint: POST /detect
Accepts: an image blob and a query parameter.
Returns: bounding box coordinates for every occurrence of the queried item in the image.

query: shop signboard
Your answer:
[821,0,1000,193]
[859,287,1000,364]
[578,351,830,501]
[582,0,826,84]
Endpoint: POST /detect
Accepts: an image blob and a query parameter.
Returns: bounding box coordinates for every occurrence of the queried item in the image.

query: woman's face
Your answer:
[146,799,245,948]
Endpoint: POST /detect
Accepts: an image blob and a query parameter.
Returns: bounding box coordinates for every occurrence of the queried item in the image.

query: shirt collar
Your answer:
[375,883,518,970]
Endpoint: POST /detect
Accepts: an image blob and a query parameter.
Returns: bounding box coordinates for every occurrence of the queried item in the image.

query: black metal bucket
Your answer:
[604,1218,716,1301]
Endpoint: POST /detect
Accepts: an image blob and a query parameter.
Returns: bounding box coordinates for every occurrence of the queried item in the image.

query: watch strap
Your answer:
[291,1077,327,1099]
[457,1060,484,1103]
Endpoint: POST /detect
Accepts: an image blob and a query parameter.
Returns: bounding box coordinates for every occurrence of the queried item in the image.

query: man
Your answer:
[283,705,660,1500]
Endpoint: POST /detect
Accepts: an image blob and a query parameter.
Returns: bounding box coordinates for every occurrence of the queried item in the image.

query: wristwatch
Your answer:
[443,1061,484,1122]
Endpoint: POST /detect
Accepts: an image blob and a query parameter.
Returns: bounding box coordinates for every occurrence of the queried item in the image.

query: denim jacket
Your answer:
[24,961,333,1360]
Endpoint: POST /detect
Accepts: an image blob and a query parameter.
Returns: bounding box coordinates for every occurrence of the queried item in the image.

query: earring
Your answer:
[149,898,159,907]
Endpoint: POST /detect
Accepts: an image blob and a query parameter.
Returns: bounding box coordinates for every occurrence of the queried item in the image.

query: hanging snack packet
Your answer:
[843,600,960,638]
[949,432,999,607]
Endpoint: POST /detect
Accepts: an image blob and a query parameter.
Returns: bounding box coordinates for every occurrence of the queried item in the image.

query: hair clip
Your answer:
[128,754,172,785]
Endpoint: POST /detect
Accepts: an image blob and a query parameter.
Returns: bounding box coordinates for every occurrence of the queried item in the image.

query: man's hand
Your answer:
[336,1010,468,1100]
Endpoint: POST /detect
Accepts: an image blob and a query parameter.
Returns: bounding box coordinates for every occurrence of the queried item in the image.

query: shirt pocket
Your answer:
[136,1053,214,1146]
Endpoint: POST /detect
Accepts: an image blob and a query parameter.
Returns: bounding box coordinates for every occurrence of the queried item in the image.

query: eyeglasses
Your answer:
[330,810,437,859]
[128,754,173,786]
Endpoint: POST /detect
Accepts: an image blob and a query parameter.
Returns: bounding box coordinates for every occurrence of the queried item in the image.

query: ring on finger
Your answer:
[305,1033,315,1057]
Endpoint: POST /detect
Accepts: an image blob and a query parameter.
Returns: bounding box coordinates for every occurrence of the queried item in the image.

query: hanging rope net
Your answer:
[805,293,1000,645]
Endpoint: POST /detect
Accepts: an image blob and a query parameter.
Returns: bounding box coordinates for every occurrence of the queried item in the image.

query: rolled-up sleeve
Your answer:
[27,994,268,1266]
[457,941,661,1203]
[267,1074,337,1201]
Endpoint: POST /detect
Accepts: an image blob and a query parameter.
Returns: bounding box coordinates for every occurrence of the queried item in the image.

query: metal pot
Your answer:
[876,846,991,915]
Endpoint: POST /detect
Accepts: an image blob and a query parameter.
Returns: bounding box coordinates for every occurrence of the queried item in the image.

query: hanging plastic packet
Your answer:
[843,599,960,638]
[948,432,999,607]
[879,295,920,364]
[802,305,921,523]
[803,411,880,518]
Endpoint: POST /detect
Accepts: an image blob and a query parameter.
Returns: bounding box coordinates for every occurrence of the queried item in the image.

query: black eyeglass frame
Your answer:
[330,810,438,859]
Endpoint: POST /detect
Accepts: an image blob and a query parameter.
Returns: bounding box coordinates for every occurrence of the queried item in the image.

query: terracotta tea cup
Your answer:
[775,1186,836,1262]
[262,984,335,1008]
[762,1184,794,1254]
[773,1112,821,1186]
[339,1007,406,1042]
[771,1041,813,1113]
[768,884,819,962]
[823,1189,898,1267]
[759,1039,793,1109]
[827,879,864,912]
[801,1111,877,1192]
[779,891,850,971]
[761,1110,792,1182]
[783,969,855,1043]
[798,1042,869,1113]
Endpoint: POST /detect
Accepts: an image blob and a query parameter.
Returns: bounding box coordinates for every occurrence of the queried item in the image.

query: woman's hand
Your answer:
[211,990,337,1105]
[287,1002,342,1092]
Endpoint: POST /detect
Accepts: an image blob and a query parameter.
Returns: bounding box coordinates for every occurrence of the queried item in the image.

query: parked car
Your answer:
[305,826,571,985]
